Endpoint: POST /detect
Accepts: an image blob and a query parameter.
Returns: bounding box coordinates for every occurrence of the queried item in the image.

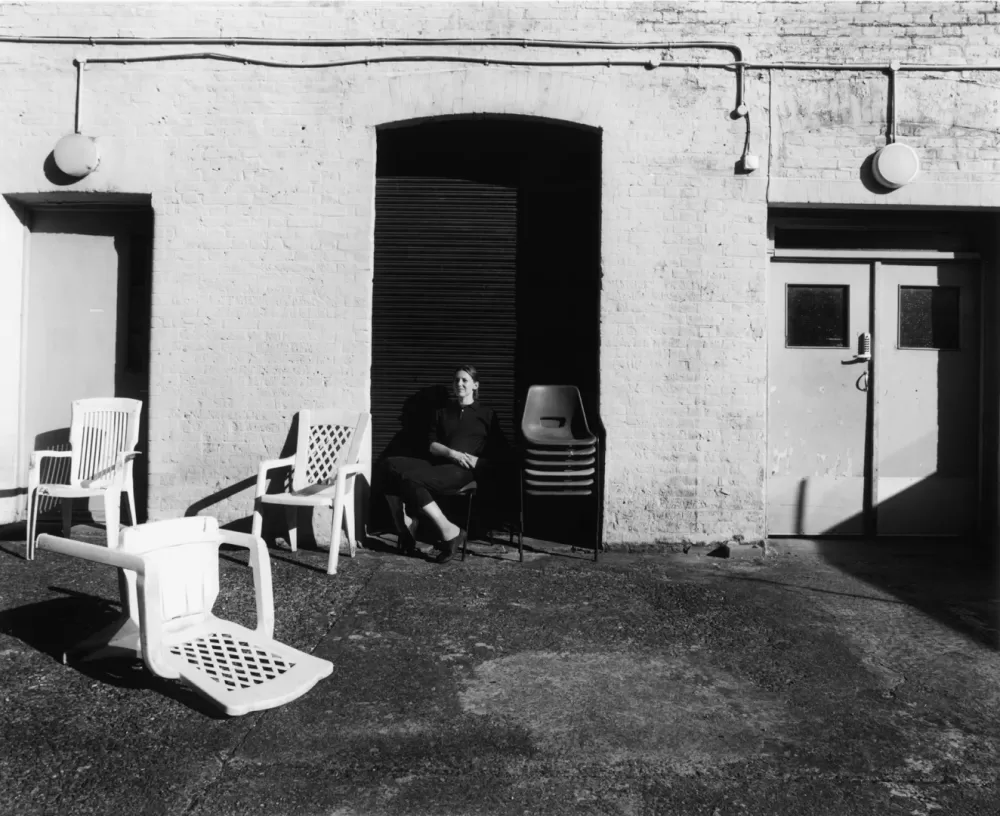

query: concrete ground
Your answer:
[1,524,998,816]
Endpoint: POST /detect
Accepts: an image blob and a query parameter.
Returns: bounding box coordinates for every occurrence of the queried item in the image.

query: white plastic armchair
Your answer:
[252,410,370,575]
[26,398,142,559]
[36,517,333,717]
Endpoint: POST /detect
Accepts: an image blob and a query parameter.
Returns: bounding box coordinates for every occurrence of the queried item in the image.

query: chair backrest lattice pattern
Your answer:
[69,398,142,487]
[292,410,370,491]
[304,424,354,485]
[170,633,295,691]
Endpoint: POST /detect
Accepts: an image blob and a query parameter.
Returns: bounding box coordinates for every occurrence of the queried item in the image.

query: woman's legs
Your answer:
[379,457,426,552]
[418,500,461,543]
[385,496,417,544]
[382,456,473,557]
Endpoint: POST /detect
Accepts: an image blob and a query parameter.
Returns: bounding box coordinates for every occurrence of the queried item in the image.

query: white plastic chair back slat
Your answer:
[70,399,142,487]
[26,397,143,559]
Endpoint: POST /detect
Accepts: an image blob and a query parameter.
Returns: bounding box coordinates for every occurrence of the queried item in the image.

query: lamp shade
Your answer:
[872,142,919,189]
[53,132,100,177]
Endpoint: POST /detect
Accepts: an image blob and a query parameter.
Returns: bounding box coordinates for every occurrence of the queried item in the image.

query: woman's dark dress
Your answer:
[382,400,505,510]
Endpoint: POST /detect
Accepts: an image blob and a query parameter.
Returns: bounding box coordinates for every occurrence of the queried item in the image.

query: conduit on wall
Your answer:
[4,34,998,179]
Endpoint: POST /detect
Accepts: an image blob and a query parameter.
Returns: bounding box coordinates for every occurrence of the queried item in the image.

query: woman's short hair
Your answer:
[455,365,479,383]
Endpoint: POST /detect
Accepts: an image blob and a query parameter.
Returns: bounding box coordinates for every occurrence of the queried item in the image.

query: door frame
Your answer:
[14,201,154,523]
[766,247,985,537]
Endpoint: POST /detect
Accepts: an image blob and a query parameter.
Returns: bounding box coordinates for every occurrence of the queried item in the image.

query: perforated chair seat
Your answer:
[36,517,334,717]
[161,620,332,716]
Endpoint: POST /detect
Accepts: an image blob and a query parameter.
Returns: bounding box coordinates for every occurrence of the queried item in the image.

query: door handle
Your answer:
[842,332,872,364]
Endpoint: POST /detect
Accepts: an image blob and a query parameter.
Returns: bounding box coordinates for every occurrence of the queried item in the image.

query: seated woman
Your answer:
[379,365,507,564]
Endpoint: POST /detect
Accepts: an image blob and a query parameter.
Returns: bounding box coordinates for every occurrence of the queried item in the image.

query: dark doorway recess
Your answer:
[12,198,153,526]
[373,117,602,539]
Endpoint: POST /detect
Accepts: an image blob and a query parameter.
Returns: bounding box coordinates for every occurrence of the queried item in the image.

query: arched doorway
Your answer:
[372,117,602,539]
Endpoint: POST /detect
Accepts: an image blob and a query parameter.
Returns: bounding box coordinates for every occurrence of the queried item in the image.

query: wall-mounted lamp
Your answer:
[872,141,920,189]
[53,132,100,177]
[873,60,919,189]
[52,57,100,178]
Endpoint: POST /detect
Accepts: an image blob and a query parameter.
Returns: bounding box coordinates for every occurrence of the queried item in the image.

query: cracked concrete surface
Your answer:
[0,528,997,815]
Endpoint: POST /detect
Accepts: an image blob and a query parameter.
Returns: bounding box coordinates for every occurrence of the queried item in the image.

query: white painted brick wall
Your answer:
[0,2,997,544]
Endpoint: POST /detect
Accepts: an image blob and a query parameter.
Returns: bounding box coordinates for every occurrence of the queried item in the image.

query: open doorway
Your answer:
[15,199,153,526]
[372,117,602,542]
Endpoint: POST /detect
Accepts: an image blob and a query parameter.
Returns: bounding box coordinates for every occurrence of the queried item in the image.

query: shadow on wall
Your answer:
[184,412,372,552]
[859,152,898,196]
[185,416,298,538]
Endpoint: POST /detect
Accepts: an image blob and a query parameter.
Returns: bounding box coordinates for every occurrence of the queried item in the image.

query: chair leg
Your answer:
[61,498,73,538]
[251,500,264,539]
[103,491,120,549]
[343,499,356,559]
[125,481,138,527]
[328,500,344,576]
[593,488,600,563]
[285,507,298,552]
[519,470,525,563]
[461,493,474,562]
[26,488,38,561]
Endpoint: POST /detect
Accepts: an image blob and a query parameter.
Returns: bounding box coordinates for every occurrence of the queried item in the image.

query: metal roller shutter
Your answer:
[372,177,518,462]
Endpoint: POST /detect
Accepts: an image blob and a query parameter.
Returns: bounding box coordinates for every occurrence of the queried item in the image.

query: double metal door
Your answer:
[767,260,980,536]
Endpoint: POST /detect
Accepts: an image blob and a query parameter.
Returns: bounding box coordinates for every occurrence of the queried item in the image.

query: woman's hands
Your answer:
[452,451,478,470]
[430,441,478,469]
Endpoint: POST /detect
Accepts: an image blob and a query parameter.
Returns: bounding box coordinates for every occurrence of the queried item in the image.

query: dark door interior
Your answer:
[373,117,602,540]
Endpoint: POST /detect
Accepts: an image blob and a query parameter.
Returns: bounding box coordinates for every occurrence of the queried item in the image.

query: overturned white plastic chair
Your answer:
[36,517,333,717]
[26,398,142,559]
[252,410,370,575]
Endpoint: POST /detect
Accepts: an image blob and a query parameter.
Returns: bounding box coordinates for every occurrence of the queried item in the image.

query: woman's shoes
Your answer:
[398,528,419,557]
[435,530,466,564]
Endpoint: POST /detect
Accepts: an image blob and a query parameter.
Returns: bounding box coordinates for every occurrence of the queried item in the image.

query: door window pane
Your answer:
[899,286,960,349]
[786,285,849,347]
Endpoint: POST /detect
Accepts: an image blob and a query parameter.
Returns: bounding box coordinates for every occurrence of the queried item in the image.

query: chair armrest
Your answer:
[30,450,72,468]
[255,455,295,498]
[335,462,366,493]
[36,533,168,679]
[113,450,142,480]
[219,530,275,639]
[36,533,145,572]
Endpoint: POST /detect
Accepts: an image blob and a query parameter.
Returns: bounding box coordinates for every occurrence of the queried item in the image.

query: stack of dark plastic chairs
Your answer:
[517,385,600,562]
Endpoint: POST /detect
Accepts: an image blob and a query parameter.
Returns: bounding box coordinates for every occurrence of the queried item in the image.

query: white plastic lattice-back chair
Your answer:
[252,410,370,575]
[36,517,333,717]
[26,398,142,559]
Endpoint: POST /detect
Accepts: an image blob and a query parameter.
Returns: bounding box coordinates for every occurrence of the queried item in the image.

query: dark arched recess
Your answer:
[372,116,602,539]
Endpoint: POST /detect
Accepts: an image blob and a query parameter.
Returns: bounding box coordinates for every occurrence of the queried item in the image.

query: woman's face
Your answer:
[453,370,478,402]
